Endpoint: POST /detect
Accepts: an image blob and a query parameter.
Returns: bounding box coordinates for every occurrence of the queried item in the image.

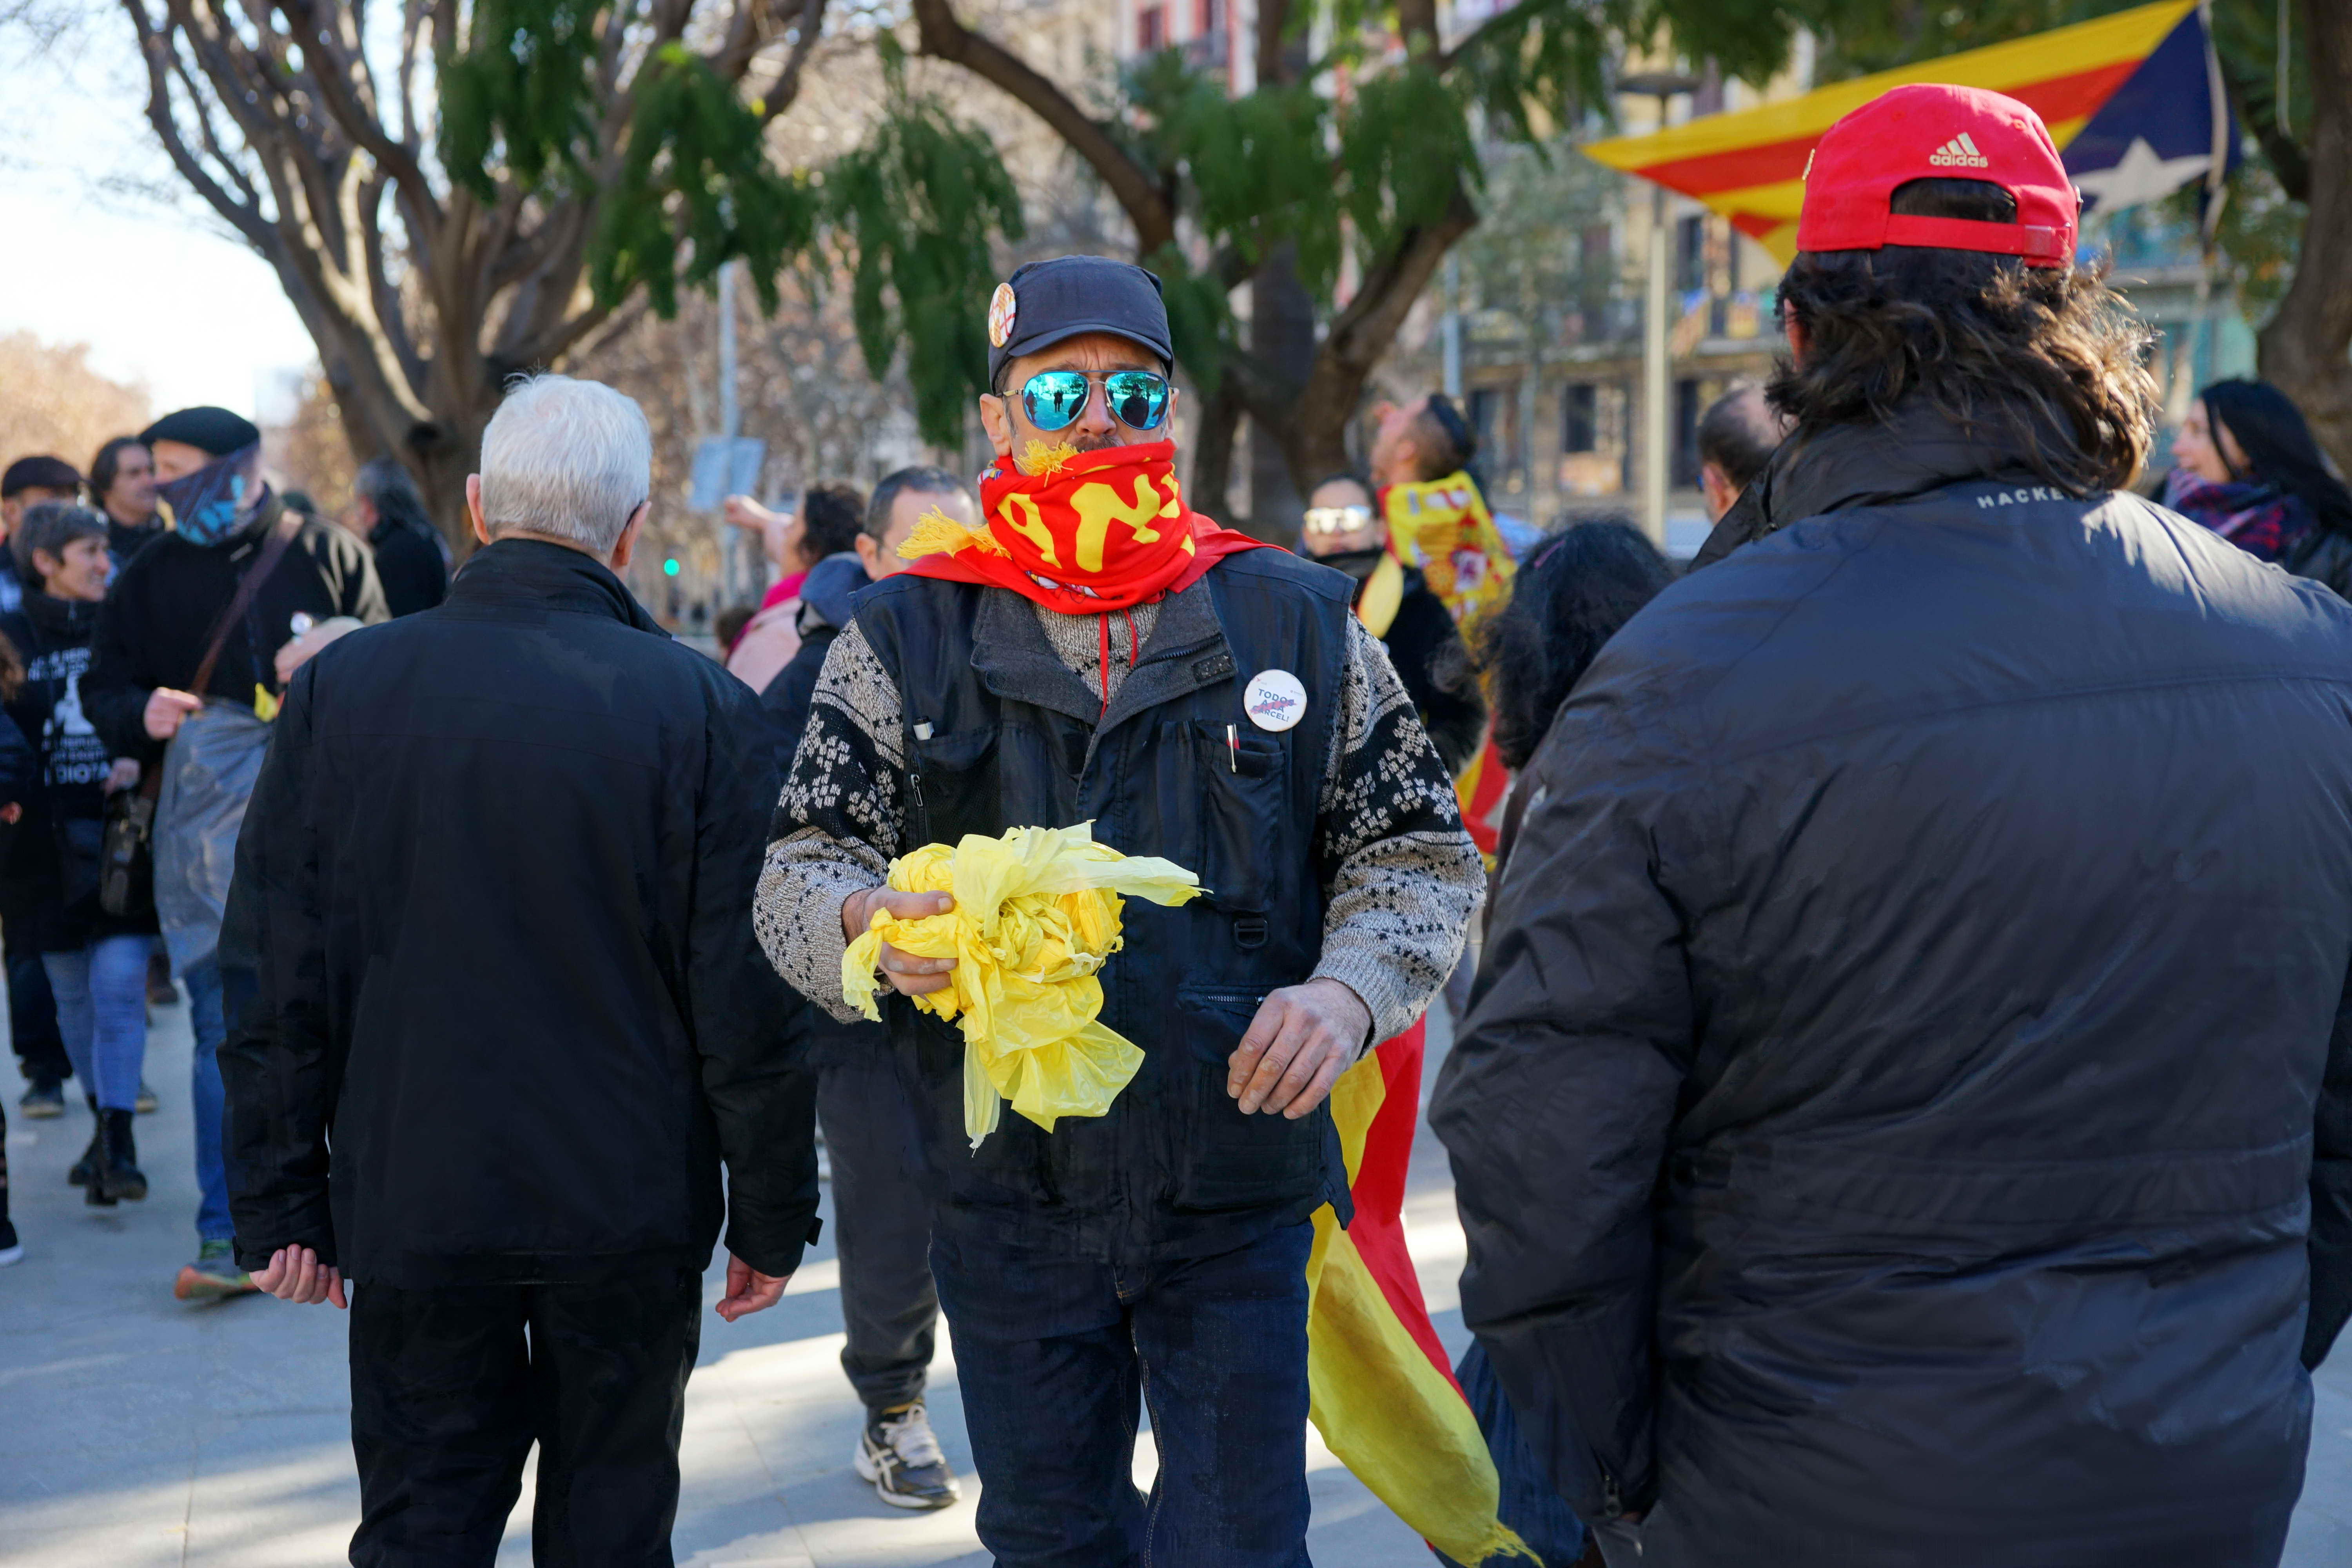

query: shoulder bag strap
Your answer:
[189,506,303,699]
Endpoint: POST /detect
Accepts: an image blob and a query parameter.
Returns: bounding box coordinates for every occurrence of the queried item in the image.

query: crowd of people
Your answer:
[8,75,2352,1568]
[0,407,411,1293]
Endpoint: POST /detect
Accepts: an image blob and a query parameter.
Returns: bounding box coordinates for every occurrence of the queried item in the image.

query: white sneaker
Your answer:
[852,1401,961,1510]
[0,1220,22,1266]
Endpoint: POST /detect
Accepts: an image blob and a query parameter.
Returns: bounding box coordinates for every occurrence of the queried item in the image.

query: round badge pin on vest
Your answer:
[1243,669,1307,733]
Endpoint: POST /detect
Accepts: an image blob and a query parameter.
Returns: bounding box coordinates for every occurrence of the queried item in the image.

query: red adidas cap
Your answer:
[1797,83,2079,267]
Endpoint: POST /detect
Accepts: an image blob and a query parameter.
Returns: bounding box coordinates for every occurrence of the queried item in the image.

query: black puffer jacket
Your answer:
[1435,405,2352,1566]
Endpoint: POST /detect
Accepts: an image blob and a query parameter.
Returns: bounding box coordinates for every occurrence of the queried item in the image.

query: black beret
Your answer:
[985,256,1174,391]
[138,406,261,458]
[1,455,83,499]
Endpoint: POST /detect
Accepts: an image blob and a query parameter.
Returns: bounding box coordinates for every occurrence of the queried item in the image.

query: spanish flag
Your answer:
[1308,1022,1537,1564]
[1585,0,2230,262]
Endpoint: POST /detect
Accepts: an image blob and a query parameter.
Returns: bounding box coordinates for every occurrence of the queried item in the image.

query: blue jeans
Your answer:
[44,935,154,1112]
[183,958,231,1243]
[932,1221,1314,1568]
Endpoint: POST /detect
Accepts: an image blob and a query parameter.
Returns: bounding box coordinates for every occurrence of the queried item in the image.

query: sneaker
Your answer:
[173,1239,259,1301]
[134,1080,158,1114]
[853,1401,961,1510]
[17,1080,64,1118]
[0,1219,20,1267]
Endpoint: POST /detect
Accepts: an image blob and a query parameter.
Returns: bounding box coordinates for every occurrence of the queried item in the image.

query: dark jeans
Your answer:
[818,1053,938,1413]
[6,934,68,1086]
[933,1220,1314,1568]
[348,1261,702,1568]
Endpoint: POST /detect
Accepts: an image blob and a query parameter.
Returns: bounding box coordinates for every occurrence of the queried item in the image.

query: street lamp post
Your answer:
[1619,72,1701,548]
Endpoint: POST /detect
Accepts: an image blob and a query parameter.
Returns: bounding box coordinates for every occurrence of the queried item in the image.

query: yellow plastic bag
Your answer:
[842,822,1201,1147]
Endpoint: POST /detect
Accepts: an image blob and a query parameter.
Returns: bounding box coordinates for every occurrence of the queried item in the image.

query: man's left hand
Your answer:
[1228,978,1372,1119]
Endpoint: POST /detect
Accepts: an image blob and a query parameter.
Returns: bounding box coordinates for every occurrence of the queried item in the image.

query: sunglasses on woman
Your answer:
[1009,369,1172,434]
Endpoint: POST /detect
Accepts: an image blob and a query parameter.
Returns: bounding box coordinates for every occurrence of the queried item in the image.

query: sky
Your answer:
[0,7,316,417]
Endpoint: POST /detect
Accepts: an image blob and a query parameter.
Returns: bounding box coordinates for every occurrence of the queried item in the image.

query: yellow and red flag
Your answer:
[1585,0,2228,262]
[1307,1022,1536,1565]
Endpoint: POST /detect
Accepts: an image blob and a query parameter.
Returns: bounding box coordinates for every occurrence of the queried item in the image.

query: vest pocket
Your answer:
[1169,982,1329,1214]
[905,726,998,844]
[1184,720,1285,915]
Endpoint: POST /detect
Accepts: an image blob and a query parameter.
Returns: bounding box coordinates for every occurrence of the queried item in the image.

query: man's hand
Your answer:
[716,1254,791,1322]
[273,617,363,685]
[841,887,956,998]
[1229,978,1373,1119]
[104,758,141,795]
[252,1245,347,1308]
[144,688,203,741]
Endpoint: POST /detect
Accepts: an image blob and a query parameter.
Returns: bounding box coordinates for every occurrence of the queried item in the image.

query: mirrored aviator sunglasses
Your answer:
[1019,369,1171,433]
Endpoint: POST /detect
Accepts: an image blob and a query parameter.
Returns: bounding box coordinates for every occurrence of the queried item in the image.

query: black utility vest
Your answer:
[853,550,1357,1259]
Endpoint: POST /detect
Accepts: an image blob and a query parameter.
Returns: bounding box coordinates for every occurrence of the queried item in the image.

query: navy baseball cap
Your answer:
[986,256,1174,390]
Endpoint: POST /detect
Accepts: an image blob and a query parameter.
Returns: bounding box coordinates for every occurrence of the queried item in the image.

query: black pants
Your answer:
[348,1261,702,1568]
[5,933,68,1086]
[817,1053,938,1412]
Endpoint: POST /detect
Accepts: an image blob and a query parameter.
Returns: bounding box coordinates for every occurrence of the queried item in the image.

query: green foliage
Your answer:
[437,0,603,200]
[827,77,1027,448]
[592,45,819,316]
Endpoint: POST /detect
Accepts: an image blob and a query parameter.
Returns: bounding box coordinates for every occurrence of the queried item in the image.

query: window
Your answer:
[1672,379,1702,488]
[1466,387,1503,461]
[1195,0,1220,33]
[1562,384,1598,454]
[1138,3,1164,50]
[1676,216,1706,296]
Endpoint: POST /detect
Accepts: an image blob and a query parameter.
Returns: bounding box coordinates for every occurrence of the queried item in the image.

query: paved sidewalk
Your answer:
[2,997,2347,1565]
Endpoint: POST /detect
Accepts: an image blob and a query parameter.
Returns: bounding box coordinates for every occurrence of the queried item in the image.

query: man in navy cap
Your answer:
[758,256,1483,1563]
[82,405,387,1301]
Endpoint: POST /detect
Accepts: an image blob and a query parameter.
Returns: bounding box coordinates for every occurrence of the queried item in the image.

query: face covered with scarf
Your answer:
[154,441,269,547]
[902,330,1268,615]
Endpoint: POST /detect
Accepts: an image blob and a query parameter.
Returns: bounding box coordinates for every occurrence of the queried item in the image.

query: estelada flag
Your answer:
[1585,0,2235,262]
[1308,1022,1536,1565]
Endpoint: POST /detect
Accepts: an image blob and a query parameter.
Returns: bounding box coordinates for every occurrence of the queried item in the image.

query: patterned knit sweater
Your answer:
[756,584,1484,1049]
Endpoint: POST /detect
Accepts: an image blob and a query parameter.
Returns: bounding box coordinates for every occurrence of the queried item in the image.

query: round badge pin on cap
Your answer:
[987,282,1018,350]
[1244,669,1307,732]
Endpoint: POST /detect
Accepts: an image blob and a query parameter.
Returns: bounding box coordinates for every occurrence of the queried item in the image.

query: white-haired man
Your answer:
[216,375,822,1566]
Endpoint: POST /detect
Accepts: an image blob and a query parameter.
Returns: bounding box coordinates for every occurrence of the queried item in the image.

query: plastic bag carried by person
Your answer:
[842,822,1201,1147]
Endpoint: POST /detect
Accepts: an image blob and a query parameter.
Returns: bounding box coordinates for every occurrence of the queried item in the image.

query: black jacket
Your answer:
[217,540,822,1287]
[1325,549,1487,773]
[0,595,155,946]
[82,496,388,764]
[1435,406,2352,1565]
[368,515,450,618]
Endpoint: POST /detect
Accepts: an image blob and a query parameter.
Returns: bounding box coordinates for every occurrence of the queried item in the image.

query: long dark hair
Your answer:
[1769,178,2157,495]
[1451,520,1673,771]
[87,437,147,506]
[2200,379,2352,539]
[354,456,436,535]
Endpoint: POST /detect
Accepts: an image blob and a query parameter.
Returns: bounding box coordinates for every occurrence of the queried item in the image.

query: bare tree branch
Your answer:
[276,0,443,242]
[909,0,1177,254]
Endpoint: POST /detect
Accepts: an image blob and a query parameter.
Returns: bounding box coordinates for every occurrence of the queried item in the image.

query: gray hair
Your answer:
[13,501,107,585]
[477,374,651,554]
[865,465,971,539]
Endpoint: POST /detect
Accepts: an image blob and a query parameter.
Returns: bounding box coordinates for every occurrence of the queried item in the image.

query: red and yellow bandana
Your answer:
[1378,470,1515,631]
[902,440,1271,615]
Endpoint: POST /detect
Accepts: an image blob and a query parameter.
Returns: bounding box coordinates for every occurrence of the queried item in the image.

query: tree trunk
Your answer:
[1249,245,1316,539]
[2257,0,2352,475]
[1188,378,1244,527]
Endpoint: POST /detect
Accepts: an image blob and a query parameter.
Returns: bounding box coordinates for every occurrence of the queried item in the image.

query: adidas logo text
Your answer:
[1930,131,1990,169]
